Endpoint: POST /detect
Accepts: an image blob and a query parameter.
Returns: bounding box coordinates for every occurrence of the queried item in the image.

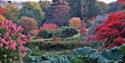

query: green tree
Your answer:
[67,0,101,20]
[19,2,45,22]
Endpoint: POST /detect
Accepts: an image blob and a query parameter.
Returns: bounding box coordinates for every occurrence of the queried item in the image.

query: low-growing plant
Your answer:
[37,29,52,39]
[55,27,78,38]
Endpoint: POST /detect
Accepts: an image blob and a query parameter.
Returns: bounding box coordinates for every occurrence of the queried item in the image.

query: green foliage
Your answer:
[25,45,125,63]
[4,2,19,22]
[54,27,78,38]
[19,2,45,22]
[67,0,101,20]
[37,29,52,39]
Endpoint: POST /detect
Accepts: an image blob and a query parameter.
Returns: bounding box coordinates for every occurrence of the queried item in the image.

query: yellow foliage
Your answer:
[69,17,81,27]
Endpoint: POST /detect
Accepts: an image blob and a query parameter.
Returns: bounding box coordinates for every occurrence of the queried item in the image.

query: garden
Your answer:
[0,0,125,63]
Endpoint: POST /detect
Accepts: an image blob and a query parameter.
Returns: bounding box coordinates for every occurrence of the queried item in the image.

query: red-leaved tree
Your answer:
[117,0,125,4]
[94,11,125,48]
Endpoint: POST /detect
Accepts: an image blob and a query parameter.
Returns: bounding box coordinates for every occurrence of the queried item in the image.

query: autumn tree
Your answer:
[4,1,19,22]
[45,0,70,26]
[17,17,37,35]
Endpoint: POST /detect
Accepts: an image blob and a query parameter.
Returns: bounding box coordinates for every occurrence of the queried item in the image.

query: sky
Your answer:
[98,0,117,3]
[4,0,117,4]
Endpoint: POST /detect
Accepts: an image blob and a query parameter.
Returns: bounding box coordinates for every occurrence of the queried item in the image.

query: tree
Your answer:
[67,0,101,21]
[96,1,108,13]
[4,1,19,22]
[45,0,70,26]
[19,2,45,22]
[39,0,51,11]
[66,0,81,18]
[82,0,101,20]
[105,2,122,13]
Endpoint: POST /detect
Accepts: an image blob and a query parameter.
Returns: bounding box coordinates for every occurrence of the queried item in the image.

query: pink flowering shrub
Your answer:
[0,19,29,63]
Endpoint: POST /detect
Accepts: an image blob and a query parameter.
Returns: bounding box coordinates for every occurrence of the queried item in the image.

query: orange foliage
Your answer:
[69,17,81,28]
[40,23,58,31]
[0,15,6,21]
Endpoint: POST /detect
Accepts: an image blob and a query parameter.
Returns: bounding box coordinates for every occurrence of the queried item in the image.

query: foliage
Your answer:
[24,45,125,63]
[37,29,52,39]
[39,1,51,11]
[82,0,101,20]
[19,2,45,22]
[55,27,78,38]
[4,2,19,22]
[0,19,29,63]
[45,0,70,26]
[69,17,81,28]
[0,15,6,21]
[117,0,125,4]
[105,2,122,13]
[66,0,81,18]
[96,1,108,13]
[17,17,37,35]
[94,11,125,48]
[67,0,101,20]
[40,23,58,32]
[0,5,5,15]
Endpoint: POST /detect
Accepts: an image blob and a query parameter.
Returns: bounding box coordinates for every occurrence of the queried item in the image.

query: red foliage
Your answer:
[40,23,58,31]
[94,11,125,48]
[117,0,125,4]
[0,6,5,15]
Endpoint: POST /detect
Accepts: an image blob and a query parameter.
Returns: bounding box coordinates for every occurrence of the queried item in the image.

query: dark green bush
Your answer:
[37,29,52,39]
[55,27,78,38]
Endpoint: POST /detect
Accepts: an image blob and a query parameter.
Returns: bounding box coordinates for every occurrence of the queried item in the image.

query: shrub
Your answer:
[69,17,81,28]
[37,29,52,39]
[40,23,58,32]
[55,27,78,38]
[17,17,37,35]
[0,19,29,63]
[93,11,125,48]
[0,15,6,21]
[0,5,5,15]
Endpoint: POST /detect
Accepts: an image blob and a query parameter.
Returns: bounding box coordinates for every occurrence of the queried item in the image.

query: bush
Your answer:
[40,23,58,32]
[69,17,81,28]
[37,29,52,39]
[0,5,5,15]
[17,17,37,35]
[93,11,125,48]
[0,19,29,63]
[55,27,78,38]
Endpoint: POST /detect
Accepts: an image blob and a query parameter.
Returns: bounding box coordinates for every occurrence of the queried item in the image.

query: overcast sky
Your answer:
[4,0,117,4]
